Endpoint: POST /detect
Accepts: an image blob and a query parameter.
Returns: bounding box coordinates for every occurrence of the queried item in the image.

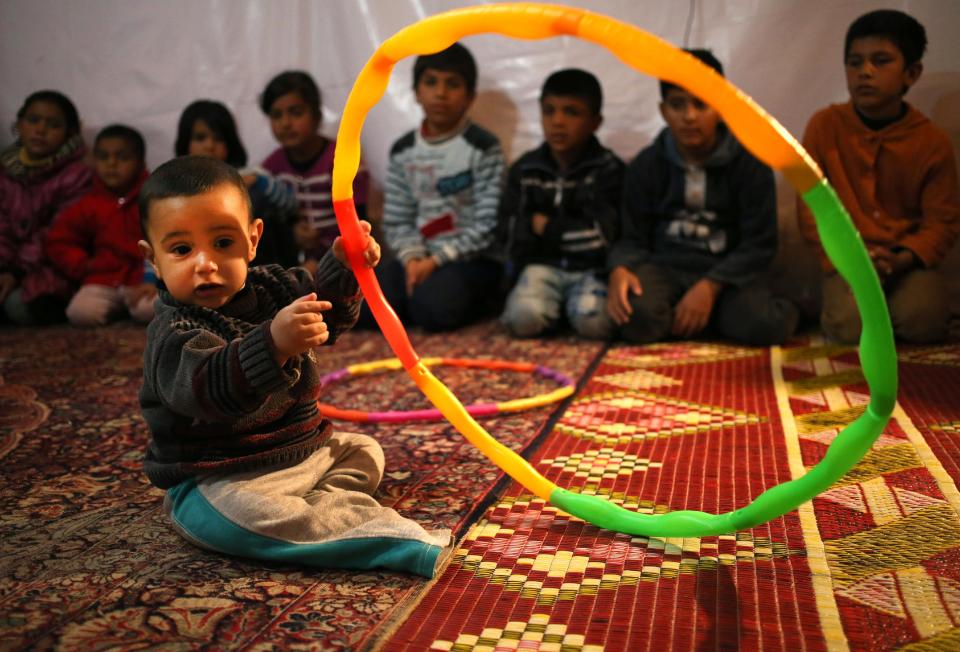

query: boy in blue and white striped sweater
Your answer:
[361,42,505,332]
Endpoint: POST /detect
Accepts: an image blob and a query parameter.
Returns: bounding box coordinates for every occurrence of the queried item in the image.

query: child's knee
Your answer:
[501,296,553,337]
[567,295,613,340]
[66,297,112,327]
[619,295,671,344]
[891,301,949,343]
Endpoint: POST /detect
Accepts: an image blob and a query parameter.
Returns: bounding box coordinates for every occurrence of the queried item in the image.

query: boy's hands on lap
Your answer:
[270,293,333,366]
[869,246,916,283]
[672,278,722,338]
[607,266,642,325]
[405,257,437,296]
[531,213,550,237]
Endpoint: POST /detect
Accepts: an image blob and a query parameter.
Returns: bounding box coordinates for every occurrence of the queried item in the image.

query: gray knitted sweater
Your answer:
[140,253,361,489]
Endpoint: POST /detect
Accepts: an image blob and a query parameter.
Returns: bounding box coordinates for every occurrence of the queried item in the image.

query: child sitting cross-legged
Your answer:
[607,49,798,346]
[46,124,155,326]
[360,42,505,332]
[137,155,451,577]
[499,68,624,339]
[796,10,960,344]
[0,90,92,324]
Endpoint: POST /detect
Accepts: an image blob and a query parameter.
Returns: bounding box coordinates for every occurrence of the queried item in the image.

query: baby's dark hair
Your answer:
[659,49,724,100]
[175,100,247,167]
[845,9,927,67]
[96,124,146,162]
[17,90,81,136]
[139,156,251,242]
[413,42,477,94]
[260,70,322,118]
[541,68,603,115]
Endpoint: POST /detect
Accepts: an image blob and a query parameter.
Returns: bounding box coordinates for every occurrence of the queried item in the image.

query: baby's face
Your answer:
[140,183,262,309]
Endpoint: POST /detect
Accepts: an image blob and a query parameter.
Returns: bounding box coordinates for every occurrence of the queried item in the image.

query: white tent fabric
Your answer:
[2,0,959,303]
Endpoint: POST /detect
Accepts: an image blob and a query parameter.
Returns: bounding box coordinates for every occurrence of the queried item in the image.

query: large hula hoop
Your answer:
[332,3,897,537]
[318,356,574,422]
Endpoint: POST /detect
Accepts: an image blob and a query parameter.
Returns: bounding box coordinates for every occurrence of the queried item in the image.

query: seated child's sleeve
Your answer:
[146,321,292,423]
[898,141,960,267]
[383,147,425,263]
[704,156,778,287]
[44,200,95,282]
[431,141,505,265]
[245,168,298,214]
[499,160,530,263]
[305,251,362,343]
[607,154,655,271]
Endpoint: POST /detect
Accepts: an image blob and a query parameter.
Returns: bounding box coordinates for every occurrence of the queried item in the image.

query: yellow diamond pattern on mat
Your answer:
[794,404,867,436]
[432,613,604,652]
[837,569,960,639]
[605,343,760,368]
[594,368,681,391]
[456,512,801,605]
[823,504,960,588]
[828,443,925,488]
[539,447,662,480]
[782,343,856,363]
[898,627,960,651]
[777,340,960,651]
[787,369,866,394]
[555,390,762,445]
[898,346,960,367]
[931,421,960,435]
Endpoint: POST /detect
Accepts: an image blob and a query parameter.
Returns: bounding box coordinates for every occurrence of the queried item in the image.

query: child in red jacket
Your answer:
[46,125,155,326]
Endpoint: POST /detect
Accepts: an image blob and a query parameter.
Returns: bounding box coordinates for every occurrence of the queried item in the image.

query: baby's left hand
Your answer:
[332,220,381,269]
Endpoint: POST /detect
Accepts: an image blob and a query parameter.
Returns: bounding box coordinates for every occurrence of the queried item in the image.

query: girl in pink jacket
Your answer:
[0,90,92,325]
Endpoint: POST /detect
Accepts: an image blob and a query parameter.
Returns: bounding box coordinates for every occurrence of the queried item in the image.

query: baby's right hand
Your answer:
[270,293,333,365]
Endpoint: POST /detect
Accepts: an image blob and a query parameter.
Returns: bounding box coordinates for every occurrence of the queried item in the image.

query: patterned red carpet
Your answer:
[383,340,960,651]
[0,321,602,651]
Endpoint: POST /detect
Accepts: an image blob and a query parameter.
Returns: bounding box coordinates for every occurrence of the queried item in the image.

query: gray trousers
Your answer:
[821,269,950,344]
[618,262,798,346]
[164,431,452,577]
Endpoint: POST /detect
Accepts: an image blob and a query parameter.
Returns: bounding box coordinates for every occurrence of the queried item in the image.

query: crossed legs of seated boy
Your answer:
[361,257,502,332]
[617,262,798,346]
[164,431,453,578]
[821,269,949,344]
[501,264,613,339]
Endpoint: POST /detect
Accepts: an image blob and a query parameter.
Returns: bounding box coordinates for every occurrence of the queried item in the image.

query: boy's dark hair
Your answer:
[413,42,477,94]
[175,100,247,167]
[17,90,81,136]
[659,49,724,100]
[96,124,146,162]
[540,68,603,115]
[139,156,251,242]
[259,70,322,118]
[845,9,927,67]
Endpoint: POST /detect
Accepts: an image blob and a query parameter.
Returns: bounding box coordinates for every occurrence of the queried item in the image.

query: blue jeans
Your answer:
[501,264,612,339]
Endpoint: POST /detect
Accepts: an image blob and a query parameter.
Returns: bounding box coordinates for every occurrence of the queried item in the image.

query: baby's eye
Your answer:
[215,238,234,249]
[170,244,191,256]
